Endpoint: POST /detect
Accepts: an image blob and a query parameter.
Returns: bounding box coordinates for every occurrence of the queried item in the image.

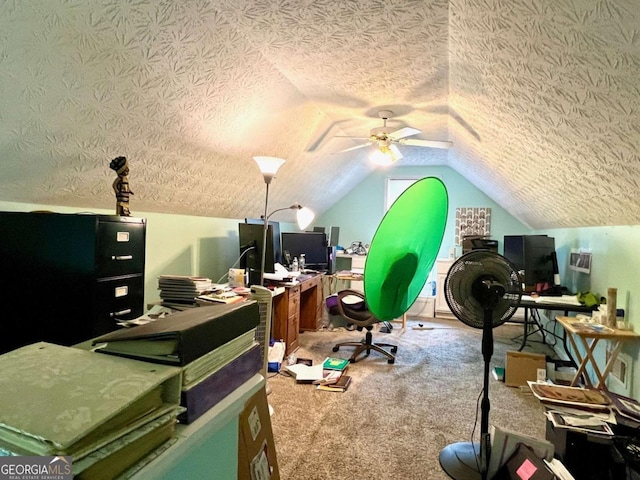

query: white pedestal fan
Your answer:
[438,250,522,480]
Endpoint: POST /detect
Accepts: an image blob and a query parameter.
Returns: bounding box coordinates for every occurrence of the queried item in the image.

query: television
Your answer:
[504,235,558,292]
[238,223,275,286]
[245,218,282,264]
[281,232,328,269]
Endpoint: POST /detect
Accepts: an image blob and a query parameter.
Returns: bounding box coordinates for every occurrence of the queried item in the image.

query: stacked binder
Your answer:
[0,342,183,478]
[93,301,262,423]
[158,275,214,307]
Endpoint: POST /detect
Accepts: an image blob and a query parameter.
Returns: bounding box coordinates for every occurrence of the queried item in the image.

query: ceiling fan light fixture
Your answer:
[370,143,402,166]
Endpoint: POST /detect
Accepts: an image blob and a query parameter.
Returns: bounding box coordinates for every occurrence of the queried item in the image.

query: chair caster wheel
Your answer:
[391,347,398,353]
[332,346,339,352]
[388,359,395,364]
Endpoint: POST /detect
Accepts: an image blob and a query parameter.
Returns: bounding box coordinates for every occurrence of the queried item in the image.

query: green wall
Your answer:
[315,165,531,259]
[538,225,640,399]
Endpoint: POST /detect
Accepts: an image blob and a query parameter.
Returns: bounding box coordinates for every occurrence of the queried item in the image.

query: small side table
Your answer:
[556,316,640,391]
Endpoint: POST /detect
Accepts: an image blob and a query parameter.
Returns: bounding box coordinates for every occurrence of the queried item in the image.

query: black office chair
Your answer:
[330,289,398,364]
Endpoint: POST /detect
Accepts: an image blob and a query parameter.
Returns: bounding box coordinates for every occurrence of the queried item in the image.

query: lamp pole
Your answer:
[260,181,270,286]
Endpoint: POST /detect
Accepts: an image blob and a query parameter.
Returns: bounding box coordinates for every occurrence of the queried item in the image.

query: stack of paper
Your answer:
[158,275,214,307]
[0,342,183,478]
[528,382,610,410]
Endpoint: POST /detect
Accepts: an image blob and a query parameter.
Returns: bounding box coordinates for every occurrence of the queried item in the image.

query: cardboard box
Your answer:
[505,351,546,387]
[238,386,280,480]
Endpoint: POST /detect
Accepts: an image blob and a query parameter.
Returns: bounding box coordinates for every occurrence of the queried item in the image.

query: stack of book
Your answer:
[316,357,351,392]
[0,342,184,478]
[284,357,352,392]
[93,301,262,423]
[157,275,214,307]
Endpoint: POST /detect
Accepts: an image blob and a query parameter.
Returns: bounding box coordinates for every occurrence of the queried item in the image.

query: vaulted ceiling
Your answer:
[1,0,639,229]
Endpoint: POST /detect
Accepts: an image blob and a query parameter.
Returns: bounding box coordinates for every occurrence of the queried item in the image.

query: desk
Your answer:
[517,298,597,351]
[271,273,324,355]
[556,316,640,392]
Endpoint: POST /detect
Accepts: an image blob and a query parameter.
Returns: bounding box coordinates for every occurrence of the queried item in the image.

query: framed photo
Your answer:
[569,249,592,274]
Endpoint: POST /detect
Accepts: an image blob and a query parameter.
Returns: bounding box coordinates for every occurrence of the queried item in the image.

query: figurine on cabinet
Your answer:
[109,156,133,216]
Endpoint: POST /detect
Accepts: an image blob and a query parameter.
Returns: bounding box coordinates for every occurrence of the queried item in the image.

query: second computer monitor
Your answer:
[281,232,328,269]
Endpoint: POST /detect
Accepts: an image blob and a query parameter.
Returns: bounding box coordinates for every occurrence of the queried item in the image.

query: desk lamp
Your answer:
[254,157,314,285]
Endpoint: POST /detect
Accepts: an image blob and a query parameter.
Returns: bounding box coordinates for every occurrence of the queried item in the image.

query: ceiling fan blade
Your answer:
[389,127,421,140]
[400,139,453,149]
[332,142,373,154]
[389,144,403,160]
[306,119,353,152]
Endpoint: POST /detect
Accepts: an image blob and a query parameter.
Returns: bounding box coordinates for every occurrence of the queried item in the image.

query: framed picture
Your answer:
[569,249,592,274]
[455,207,491,246]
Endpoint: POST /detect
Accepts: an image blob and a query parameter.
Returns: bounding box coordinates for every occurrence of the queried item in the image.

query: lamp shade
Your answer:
[296,207,314,230]
[254,156,286,183]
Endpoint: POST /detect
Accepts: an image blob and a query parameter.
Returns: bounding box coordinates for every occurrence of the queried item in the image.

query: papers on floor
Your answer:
[284,357,352,392]
[284,363,324,382]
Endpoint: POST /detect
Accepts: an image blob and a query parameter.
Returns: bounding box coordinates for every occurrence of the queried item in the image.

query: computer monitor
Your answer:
[504,235,557,291]
[281,232,328,269]
[238,223,275,285]
[245,218,282,264]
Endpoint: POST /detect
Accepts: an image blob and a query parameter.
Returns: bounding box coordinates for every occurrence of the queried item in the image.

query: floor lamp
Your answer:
[253,157,313,396]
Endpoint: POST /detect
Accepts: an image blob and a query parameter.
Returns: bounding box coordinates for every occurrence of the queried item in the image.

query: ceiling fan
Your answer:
[333,110,453,165]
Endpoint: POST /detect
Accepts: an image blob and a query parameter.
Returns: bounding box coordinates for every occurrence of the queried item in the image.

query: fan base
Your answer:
[439,441,484,480]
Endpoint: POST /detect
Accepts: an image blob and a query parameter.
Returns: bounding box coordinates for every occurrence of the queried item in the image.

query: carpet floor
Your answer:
[267,316,556,480]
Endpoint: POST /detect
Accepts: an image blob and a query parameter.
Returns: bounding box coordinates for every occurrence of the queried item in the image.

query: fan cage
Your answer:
[444,251,522,329]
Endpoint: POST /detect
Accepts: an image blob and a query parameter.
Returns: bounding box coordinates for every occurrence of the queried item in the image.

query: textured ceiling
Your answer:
[0,0,638,228]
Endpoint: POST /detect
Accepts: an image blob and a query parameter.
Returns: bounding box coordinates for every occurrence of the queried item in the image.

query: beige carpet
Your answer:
[267,317,555,480]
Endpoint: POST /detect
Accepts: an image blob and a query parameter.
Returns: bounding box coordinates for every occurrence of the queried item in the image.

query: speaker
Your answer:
[329,226,340,247]
[326,246,337,274]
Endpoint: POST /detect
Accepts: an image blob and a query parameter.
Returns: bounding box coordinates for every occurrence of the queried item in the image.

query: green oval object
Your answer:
[365,177,448,320]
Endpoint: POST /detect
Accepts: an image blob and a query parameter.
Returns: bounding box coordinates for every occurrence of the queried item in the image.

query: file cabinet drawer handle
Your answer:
[110,308,132,317]
[111,255,133,261]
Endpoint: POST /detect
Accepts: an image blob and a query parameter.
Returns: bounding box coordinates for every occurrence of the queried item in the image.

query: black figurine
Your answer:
[109,156,133,216]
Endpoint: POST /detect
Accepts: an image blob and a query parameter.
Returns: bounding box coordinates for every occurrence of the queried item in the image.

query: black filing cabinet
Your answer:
[0,212,146,354]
